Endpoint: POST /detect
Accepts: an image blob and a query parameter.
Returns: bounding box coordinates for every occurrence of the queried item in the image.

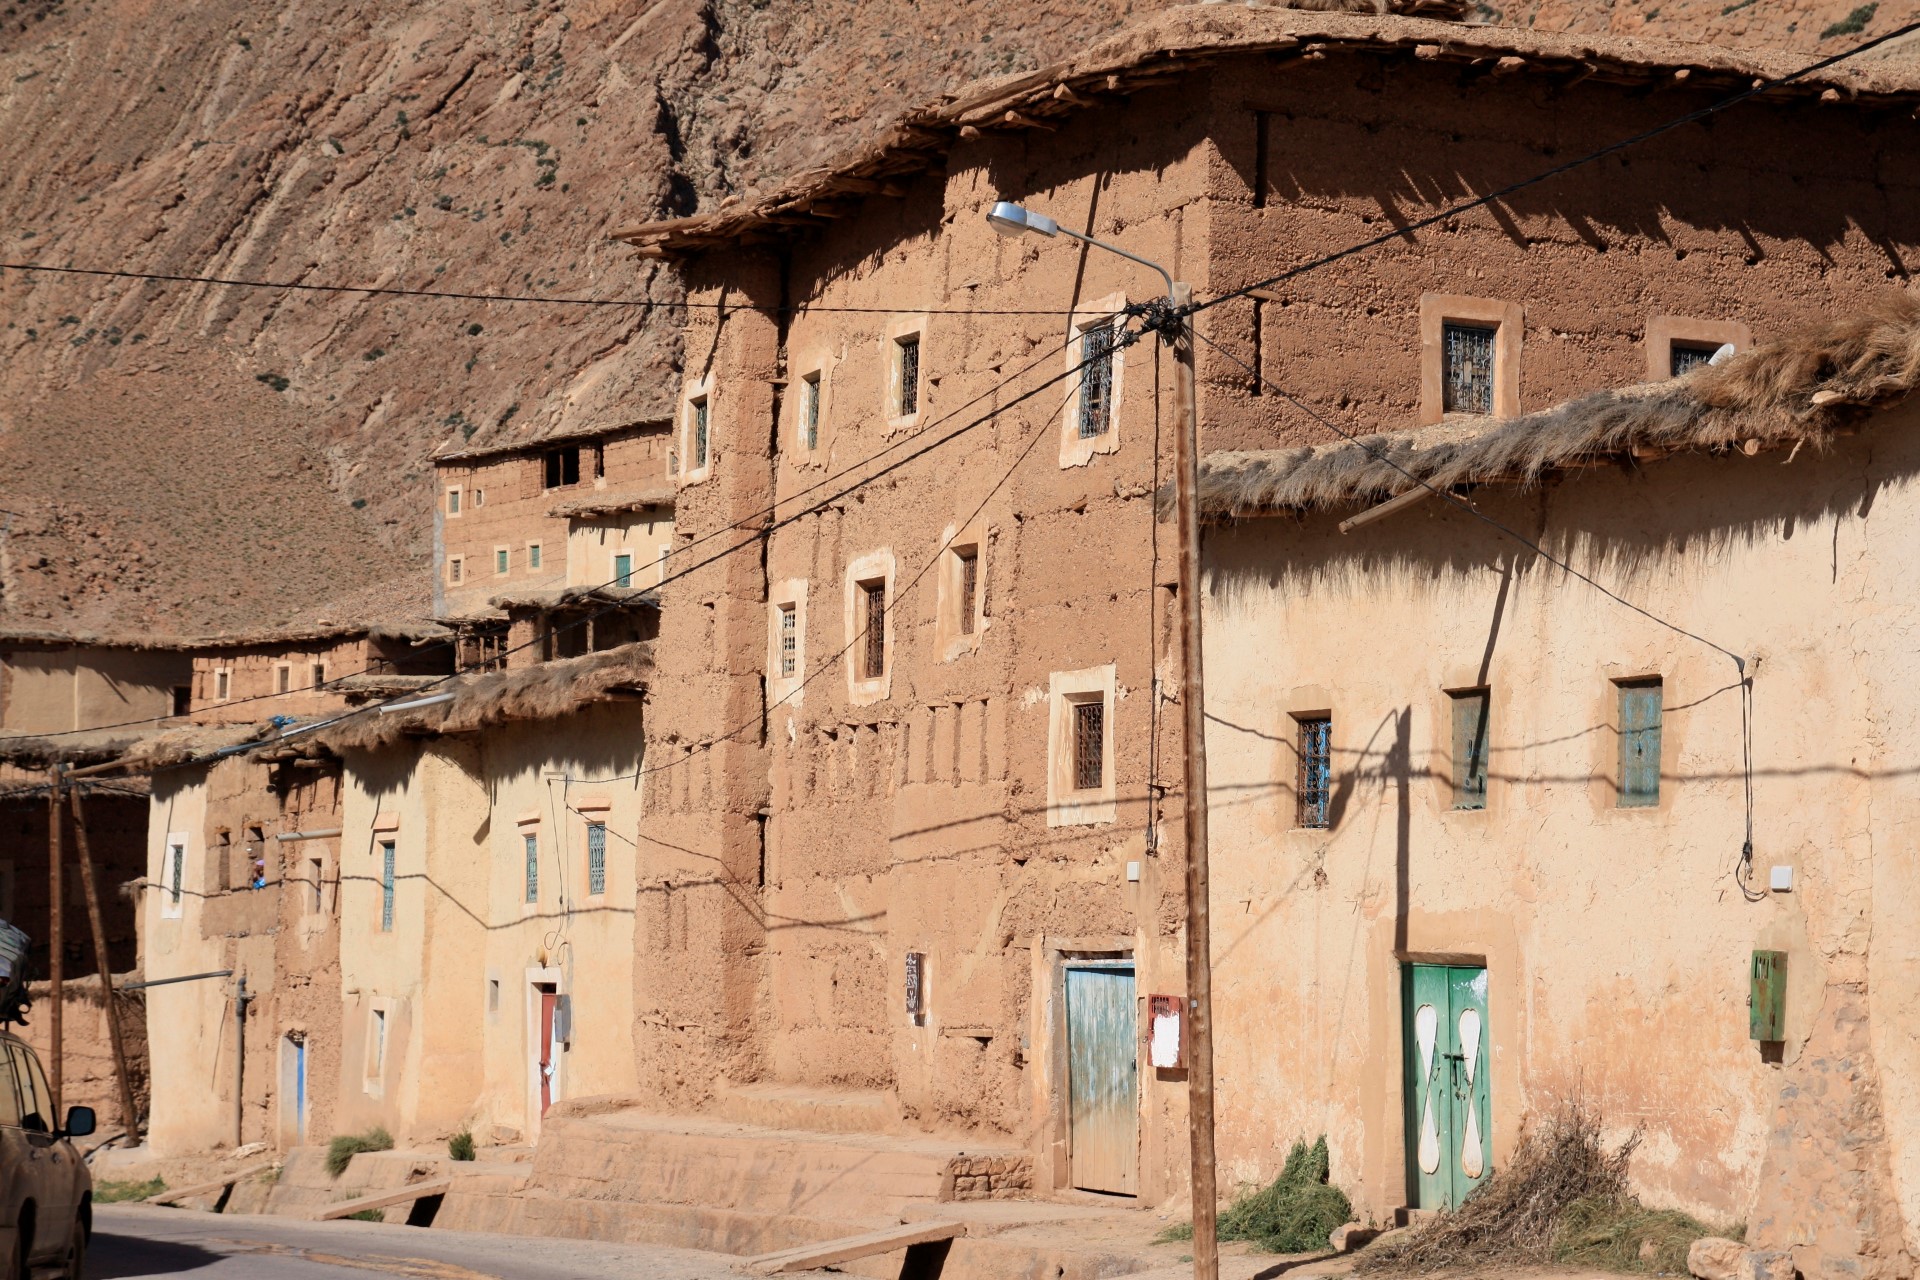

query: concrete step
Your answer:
[259,1147,448,1219]
[711,1083,902,1136]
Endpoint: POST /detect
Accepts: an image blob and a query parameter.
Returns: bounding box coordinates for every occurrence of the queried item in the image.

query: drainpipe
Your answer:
[232,974,251,1148]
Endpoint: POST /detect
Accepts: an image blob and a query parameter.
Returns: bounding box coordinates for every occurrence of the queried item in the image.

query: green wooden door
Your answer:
[1404,964,1491,1209]
[1066,964,1138,1195]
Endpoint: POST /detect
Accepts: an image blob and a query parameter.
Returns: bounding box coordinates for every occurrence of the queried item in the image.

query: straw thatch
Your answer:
[0,726,156,768]
[547,486,676,519]
[119,721,283,770]
[308,641,653,754]
[489,585,658,612]
[1195,291,1920,520]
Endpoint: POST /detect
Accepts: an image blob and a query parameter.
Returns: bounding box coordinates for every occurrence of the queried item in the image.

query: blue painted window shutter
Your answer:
[1618,679,1663,807]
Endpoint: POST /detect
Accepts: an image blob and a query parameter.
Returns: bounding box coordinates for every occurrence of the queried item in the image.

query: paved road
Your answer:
[91,1203,746,1279]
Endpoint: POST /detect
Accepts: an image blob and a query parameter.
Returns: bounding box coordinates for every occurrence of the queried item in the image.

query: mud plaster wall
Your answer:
[20,976,149,1132]
[1201,398,1920,1274]
[190,638,382,724]
[1,647,190,734]
[1197,55,1920,453]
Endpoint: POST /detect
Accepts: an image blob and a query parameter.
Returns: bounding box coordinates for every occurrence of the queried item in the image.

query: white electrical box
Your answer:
[1770,865,1794,892]
[1126,861,1141,882]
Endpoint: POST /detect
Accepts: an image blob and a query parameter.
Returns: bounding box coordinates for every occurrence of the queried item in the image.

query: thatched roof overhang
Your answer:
[432,416,673,465]
[548,487,676,519]
[613,6,1920,259]
[490,585,660,613]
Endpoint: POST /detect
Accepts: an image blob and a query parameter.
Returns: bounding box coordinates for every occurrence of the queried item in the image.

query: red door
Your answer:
[537,987,557,1116]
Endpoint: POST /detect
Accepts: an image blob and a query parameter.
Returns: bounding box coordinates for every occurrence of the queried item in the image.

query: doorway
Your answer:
[1065,962,1138,1195]
[278,1033,307,1146]
[1404,963,1491,1209]
[525,971,563,1134]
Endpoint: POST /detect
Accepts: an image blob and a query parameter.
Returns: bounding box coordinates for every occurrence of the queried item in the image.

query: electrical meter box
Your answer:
[1751,950,1787,1041]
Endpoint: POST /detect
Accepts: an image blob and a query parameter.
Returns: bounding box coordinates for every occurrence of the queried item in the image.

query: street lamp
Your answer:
[987,199,1218,1280]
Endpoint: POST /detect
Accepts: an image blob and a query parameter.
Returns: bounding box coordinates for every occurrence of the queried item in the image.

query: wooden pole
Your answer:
[46,766,64,1117]
[1169,282,1219,1280]
[68,788,141,1136]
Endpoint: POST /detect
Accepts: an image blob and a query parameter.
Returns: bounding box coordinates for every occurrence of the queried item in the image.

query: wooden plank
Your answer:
[310,1177,453,1221]
[746,1221,967,1275]
[145,1161,278,1205]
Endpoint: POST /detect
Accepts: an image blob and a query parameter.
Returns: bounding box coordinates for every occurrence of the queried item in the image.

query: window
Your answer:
[894,333,921,417]
[1296,715,1333,829]
[524,832,539,903]
[369,1007,387,1079]
[216,829,232,892]
[167,838,186,913]
[1078,320,1117,439]
[1443,322,1497,415]
[475,488,486,507]
[528,542,543,571]
[859,579,886,681]
[171,685,191,716]
[488,979,501,1014]
[801,371,821,451]
[495,547,510,576]
[1670,342,1719,376]
[544,447,581,489]
[1072,698,1105,791]
[612,552,634,588]
[447,486,462,516]
[214,669,231,701]
[275,664,291,695]
[1617,678,1663,808]
[379,840,395,931]
[689,396,709,470]
[778,604,798,677]
[955,546,979,636]
[587,824,606,896]
[308,856,324,915]
[448,556,464,585]
[1450,690,1490,810]
[310,661,326,690]
[246,826,266,889]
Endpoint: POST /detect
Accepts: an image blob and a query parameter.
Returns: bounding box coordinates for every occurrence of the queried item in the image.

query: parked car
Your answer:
[0,1030,93,1279]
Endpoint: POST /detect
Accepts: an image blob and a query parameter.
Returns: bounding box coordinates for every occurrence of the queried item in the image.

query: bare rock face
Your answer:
[2,0,1916,635]
[1692,1236,1752,1280]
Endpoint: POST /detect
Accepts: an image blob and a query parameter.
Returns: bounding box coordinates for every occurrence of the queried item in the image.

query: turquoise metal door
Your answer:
[1066,964,1138,1194]
[1404,964,1491,1209]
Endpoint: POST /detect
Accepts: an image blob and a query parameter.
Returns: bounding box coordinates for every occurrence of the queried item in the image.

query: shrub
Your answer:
[94,1177,165,1203]
[1156,1136,1354,1254]
[325,1126,394,1178]
[346,1208,386,1222]
[448,1131,476,1162]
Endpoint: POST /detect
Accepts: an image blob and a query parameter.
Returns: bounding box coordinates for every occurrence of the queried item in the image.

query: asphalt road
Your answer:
[90,1203,746,1279]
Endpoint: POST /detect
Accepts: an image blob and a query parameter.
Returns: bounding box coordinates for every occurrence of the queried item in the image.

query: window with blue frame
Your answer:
[1296,715,1333,829]
[1617,678,1663,807]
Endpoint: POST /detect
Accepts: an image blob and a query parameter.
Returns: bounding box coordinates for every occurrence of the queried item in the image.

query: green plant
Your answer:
[1551,1195,1721,1274]
[448,1130,476,1162]
[325,1126,394,1178]
[1158,1137,1353,1254]
[94,1177,166,1203]
[347,1208,387,1221]
[1821,2,1876,36]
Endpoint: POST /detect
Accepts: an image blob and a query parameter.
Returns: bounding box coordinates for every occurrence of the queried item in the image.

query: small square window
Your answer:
[311,661,326,690]
[1617,678,1663,808]
[858,579,887,680]
[1443,323,1497,415]
[801,371,821,451]
[544,447,581,489]
[275,665,291,695]
[446,487,462,516]
[955,546,979,637]
[1072,698,1105,791]
[528,543,543,571]
[1296,715,1332,829]
[474,488,485,507]
[587,824,607,896]
[612,552,634,587]
[448,556,464,585]
[1670,342,1719,376]
[1450,689,1489,810]
[1078,321,1117,439]
[495,548,509,576]
[214,670,231,701]
[777,604,798,678]
[894,334,921,417]
[689,396,710,470]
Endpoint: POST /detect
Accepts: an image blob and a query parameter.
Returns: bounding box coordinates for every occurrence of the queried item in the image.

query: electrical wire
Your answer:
[1183,19,1920,321]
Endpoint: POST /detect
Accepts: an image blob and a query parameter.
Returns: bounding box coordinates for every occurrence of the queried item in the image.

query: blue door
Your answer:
[294,1039,307,1143]
[1066,964,1137,1194]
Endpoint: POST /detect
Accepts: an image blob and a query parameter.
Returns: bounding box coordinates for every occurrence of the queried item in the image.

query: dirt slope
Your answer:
[0,0,1914,636]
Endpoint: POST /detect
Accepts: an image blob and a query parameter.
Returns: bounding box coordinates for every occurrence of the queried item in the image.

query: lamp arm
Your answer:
[1054,226,1175,300]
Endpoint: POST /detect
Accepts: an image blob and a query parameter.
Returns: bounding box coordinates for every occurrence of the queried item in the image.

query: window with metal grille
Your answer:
[778,604,798,677]
[587,824,606,896]
[1296,716,1333,828]
[895,334,920,416]
[802,372,821,451]
[1670,342,1717,376]
[1442,322,1497,415]
[1072,698,1104,791]
[524,832,539,903]
[690,396,709,468]
[956,546,978,636]
[449,557,463,585]
[613,553,634,587]
[169,842,184,906]
[544,446,580,489]
[380,841,395,931]
[1078,321,1117,439]
[1450,689,1490,810]
[1617,678,1663,807]
[859,579,886,680]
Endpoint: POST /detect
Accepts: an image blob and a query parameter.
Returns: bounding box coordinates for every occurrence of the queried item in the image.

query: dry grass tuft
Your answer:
[1551,1194,1725,1274]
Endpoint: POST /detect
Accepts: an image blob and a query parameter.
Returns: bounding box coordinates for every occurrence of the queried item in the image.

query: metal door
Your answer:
[1065,964,1138,1195]
[294,1038,307,1143]
[1404,964,1491,1209]
[537,987,558,1116]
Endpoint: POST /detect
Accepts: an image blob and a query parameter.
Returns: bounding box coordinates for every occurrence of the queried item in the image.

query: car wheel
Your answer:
[59,1216,84,1280]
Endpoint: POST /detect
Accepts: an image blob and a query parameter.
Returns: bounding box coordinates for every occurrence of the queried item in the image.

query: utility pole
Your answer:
[1169,282,1219,1280]
[46,764,64,1116]
[68,788,141,1137]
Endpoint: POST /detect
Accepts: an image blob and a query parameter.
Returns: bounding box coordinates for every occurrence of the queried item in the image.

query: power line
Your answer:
[1186,19,1920,320]
[0,261,1085,317]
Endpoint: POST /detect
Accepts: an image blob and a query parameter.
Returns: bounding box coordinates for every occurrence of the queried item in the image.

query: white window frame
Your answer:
[934,522,988,662]
[612,551,635,588]
[474,487,486,508]
[794,360,828,459]
[161,832,189,919]
[678,377,714,485]
[213,668,232,702]
[493,545,511,577]
[1060,292,1128,469]
[883,316,928,431]
[1419,293,1523,424]
[446,485,463,517]
[576,798,612,900]
[527,541,543,572]
[273,662,293,695]
[518,816,541,914]
[767,579,809,708]
[1047,665,1118,827]
[843,551,897,707]
[448,555,465,586]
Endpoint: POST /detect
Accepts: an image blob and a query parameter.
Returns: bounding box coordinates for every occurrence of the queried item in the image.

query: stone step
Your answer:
[711,1083,902,1136]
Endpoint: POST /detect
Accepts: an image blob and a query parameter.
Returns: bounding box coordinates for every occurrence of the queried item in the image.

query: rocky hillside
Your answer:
[0,0,1914,635]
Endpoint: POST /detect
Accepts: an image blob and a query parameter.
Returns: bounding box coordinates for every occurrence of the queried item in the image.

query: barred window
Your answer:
[1670,342,1717,377]
[169,842,184,907]
[778,604,798,677]
[956,546,979,636]
[1296,716,1332,829]
[1073,698,1105,791]
[587,824,607,896]
[690,395,709,469]
[1078,320,1117,439]
[860,579,887,680]
[801,372,821,451]
[380,840,396,932]
[895,334,920,417]
[1442,322,1496,415]
[523,833,539,903]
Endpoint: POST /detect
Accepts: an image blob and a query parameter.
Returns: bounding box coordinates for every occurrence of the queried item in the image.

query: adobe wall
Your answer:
[1,646,188,733]
[565,509,674,590]
[189,636,375,724]
[20,974,149,1135]
[1197,53,1920,451]
[1200,399,1920,1276]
